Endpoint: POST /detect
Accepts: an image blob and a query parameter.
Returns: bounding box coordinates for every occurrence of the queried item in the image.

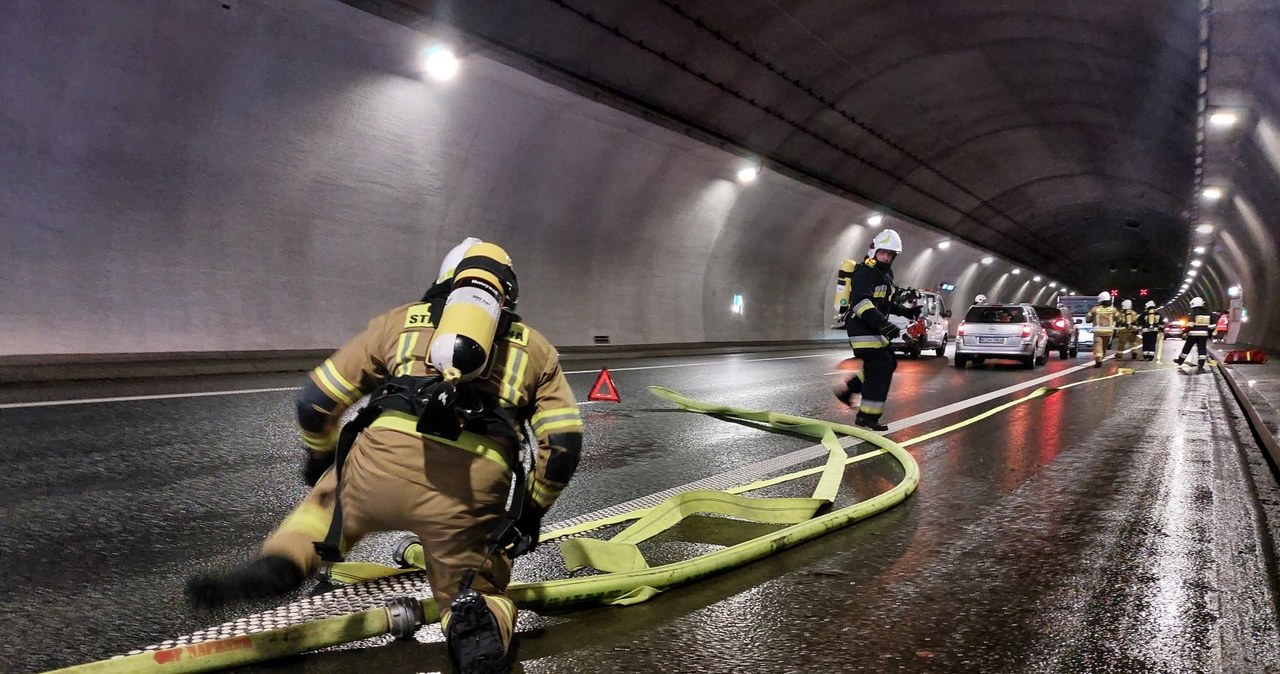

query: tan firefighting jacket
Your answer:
[299,301,584,511]
[1087,305,1118,336]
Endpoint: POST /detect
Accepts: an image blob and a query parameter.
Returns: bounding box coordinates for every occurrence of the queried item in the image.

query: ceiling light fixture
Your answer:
[1196,223,1214,234]
[422,45,460,81]
[1201,187,1224,200]
[1209,110,1239,127]
[867,214,884,227]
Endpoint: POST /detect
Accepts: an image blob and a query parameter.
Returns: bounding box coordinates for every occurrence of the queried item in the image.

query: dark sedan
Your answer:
[1034,305,1079,359]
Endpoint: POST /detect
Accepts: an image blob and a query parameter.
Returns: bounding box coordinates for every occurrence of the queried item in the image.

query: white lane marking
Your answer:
[552,357,1112,527]
[564,351,838,375]
[883,357,1104,433]
[0,386,304,410]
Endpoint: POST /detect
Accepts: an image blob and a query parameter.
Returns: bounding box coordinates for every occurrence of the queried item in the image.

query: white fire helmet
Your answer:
[1121,299,1133,310]
[436,237,484,284]
[1097,291,1112,302]
[1145,300,1156,309]
[871,228,903,254]
[1190,297,1205,308]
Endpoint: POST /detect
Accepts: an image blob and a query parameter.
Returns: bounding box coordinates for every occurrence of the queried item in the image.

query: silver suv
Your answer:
[954,303,1050,369]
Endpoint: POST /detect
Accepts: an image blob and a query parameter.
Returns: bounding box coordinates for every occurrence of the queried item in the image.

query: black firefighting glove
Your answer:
[879,323,901,340]
[302,449,335,487]
[186,555,305,610]
[509,501,546,558]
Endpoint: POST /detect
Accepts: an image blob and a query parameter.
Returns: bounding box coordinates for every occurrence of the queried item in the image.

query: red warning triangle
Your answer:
[588,368,621,403]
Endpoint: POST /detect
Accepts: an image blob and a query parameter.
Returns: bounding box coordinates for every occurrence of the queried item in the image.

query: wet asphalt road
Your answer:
[2,344,1279,673]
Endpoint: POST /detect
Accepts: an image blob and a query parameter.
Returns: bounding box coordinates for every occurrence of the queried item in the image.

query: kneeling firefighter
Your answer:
[1139,300,1164,361]
[1086,291,1118,368]
[832,228,919,431]
[186,239,584,674]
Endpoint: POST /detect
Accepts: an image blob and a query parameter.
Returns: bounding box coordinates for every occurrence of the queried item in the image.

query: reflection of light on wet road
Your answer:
[1145,419,1193,665]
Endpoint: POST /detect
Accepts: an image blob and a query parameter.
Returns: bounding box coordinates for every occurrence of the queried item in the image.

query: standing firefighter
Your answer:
[186,239,584,674]
[1176,297,1217,371]
[1086,291,1118,368]
[832,228,918,431]
[1139,300,1164,361]
[1116,299,1140,359]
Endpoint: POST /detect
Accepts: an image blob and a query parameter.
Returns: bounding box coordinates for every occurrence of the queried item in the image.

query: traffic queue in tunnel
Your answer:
[828,228,1227,430]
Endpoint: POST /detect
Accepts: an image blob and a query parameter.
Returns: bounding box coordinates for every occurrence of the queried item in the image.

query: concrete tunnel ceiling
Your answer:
[340,0,1202,297]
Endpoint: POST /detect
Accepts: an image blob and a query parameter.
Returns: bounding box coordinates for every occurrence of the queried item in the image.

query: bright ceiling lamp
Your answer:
[1209,110,1239,127]
[867,213,884,227]
[422,45,460,80]
[736,164,761,183]
[1193,246,1205,254]
[1011,268,1020,274]
[1033,275,1042,282]
[980,256,994,265]
[1201,187,1224,200]
[1195,223,1214,234]
[1191,259,1203,267]
[1187,270,1198,277]
[937,240,951,249]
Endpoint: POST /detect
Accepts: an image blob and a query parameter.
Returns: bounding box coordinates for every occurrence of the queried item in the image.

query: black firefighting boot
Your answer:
[185,555,304,610]
[854,412,889,432]
[446,590,513,674]
[1174,357,1185,366]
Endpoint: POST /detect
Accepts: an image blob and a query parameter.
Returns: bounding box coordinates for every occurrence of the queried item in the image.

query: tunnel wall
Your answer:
[0,0,1056,357]
[1184,1,1280,349]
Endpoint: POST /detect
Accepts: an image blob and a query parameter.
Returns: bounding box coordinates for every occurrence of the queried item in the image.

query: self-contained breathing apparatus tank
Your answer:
[428,242,519,384]
[409,242,519,440]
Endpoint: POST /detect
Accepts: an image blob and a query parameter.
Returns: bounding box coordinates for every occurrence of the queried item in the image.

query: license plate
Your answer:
[978,336,1004,344]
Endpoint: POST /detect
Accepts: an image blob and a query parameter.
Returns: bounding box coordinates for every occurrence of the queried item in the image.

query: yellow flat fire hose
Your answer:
[48,370,1134,673]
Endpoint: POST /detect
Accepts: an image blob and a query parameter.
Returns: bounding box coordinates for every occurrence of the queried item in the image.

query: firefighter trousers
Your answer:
[1116,329,1140,358]
[1093,333,1114,363]
[1178,335,1209,366]
[1141,331,1159,359]
[849,346,896,418]
[262,425,517,650]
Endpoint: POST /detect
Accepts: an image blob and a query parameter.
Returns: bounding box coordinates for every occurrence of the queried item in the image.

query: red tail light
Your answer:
[1053,318,1067,329]
[957,322,966,336]
[1021,324,1032,338]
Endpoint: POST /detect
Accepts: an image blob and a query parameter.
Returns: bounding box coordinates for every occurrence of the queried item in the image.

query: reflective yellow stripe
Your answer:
[315,360,359,406]
[486,595,516,624]
[859,401,885,414]
[849,336,889,349]
[276,501,337,548]
[394,331,420,377]
[853,299,876,317]
[529,480,563,508]
[500,347,528,406]
[531,407,582,435]
[301,429,337,452]
[370,411,510,470]
[538,419,584,434]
